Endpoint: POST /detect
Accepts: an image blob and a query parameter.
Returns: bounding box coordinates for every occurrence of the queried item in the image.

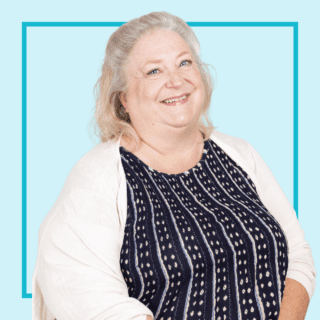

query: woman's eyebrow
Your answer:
[142,50,190,68]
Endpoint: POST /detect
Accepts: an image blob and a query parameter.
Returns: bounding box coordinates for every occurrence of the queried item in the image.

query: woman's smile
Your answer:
[160,93,191,106]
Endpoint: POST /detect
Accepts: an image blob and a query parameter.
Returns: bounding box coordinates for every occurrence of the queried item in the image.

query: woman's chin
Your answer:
[164,117,195,129]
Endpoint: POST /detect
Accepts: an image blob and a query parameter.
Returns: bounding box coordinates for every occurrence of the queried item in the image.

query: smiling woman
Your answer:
[118,28,208,174]
[91,12,214,159]
[33,11,316,320]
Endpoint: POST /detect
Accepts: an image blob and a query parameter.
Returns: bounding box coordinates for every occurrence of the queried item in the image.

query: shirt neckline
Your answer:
[120,139,210,177]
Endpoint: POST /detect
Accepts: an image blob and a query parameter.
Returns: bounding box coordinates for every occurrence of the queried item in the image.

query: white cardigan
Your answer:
[32,130,316,320]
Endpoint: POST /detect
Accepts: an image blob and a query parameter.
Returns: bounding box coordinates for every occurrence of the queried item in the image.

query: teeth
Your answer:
[162,95,188,104]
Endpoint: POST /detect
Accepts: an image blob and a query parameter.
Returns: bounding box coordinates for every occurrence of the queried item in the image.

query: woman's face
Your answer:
[121,29,205,134]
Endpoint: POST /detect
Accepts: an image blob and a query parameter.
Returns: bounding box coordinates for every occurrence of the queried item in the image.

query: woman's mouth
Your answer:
[160,94,190,106]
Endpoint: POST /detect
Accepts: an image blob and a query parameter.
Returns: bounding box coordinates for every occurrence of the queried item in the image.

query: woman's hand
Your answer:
[146,316,154,320]
[278,278,309,320]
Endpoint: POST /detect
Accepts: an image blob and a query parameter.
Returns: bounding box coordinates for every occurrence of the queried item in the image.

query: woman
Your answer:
[33,11,316,320]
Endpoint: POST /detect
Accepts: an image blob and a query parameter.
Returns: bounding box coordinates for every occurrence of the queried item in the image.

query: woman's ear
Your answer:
[119,92,127,107]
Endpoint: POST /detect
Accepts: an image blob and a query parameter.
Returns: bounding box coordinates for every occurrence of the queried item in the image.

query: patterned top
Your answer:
[119,138,288,320]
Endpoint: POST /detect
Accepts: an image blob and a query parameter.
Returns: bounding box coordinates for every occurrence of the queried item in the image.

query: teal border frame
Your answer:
[22,21,299,299]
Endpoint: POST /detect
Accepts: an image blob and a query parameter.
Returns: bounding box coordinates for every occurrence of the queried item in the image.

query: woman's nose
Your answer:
[165,71,183,89]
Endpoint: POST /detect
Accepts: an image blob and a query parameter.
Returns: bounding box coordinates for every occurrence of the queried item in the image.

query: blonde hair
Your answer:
[90,11,215,152]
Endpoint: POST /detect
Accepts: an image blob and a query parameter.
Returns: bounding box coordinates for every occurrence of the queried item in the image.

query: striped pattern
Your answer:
[119,139,288,320]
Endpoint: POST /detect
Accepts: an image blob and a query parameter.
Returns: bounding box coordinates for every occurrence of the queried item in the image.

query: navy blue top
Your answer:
[119,138,288,320]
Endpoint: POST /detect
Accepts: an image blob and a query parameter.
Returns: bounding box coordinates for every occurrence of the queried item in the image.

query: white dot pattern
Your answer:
[119,139,288,320]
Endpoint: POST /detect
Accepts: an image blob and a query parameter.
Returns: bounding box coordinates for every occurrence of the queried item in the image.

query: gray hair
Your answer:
[90,11,215,152]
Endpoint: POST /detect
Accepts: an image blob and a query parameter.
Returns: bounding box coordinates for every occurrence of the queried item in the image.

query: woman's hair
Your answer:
[90,11,216,152]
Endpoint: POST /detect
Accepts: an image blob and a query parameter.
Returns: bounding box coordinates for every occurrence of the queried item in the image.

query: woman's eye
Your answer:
[180,59,192,67]
[147,68,160,76]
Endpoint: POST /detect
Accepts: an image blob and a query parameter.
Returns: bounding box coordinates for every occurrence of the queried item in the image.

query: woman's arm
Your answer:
[278,278,309,320]
[248,143,316,314]
[33,147,154,320]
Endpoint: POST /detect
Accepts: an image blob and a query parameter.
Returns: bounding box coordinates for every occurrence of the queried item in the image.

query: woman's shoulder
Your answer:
[210,129,251,151]
[77,140,119,175]
[210,130,253,163]
[50,140,120,213]
[38,139,121,240]
[61,139,121,192]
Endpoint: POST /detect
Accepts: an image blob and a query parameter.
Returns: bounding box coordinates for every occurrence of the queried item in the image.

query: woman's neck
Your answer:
[120,128,205,175]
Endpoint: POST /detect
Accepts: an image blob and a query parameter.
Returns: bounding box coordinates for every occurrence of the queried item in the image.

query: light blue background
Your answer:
[1,0,319,319]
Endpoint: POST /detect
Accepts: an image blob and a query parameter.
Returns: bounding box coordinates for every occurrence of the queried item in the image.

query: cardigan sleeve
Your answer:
[248,142,316,301]
[32,146,154,320]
